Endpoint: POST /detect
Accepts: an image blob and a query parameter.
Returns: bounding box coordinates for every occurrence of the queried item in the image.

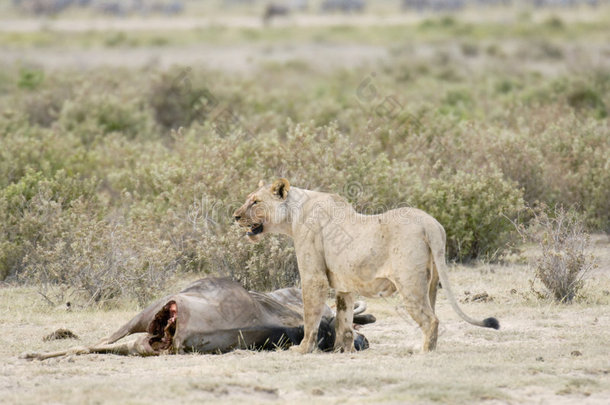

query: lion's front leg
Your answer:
[334,292,355,352]
[292,273,329,354]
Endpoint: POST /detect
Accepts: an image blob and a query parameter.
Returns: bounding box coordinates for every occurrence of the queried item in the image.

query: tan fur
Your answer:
[234,179,497,353]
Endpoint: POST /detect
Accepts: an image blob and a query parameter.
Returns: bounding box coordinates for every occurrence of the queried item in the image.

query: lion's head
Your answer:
[233,178,291,242]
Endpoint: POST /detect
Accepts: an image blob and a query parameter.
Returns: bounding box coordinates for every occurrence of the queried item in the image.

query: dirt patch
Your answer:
[0,43,389,72]
[188,382,279,400]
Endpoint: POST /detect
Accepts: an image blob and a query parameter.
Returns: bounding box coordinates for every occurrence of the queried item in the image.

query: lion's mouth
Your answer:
[247,223,264,236]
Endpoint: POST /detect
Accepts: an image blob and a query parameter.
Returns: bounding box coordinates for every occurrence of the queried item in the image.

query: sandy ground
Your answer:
[4,37,607,73]
[0,43,389,71]
[1,236,609,404]
[2,9,609,72]
[0,7,607,33]
[0,15,427,32]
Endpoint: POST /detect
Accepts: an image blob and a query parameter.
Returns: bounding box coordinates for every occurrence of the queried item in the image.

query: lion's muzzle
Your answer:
[247,223,264,236]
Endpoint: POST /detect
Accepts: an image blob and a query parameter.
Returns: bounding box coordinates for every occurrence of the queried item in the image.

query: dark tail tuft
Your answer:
[483,317,500,330]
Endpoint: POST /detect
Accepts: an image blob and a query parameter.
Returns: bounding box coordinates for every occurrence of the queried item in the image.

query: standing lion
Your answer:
[234,179,499,354]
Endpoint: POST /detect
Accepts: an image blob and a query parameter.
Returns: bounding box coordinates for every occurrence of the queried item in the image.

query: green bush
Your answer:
[0,124,90,188]
[148,68,217,130]
[58,89,154,144]
[15,71,75,127]
[412,169,525,261]
[0,170,98,280]
[567,87,607,119]
[17,67,44,90]
[535,115,610,231]
[21,89,66,127]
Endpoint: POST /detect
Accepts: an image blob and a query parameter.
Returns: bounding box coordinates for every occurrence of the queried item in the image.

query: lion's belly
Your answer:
[356,278,397,297]
[324,229,397,296]
[327,271,396,298]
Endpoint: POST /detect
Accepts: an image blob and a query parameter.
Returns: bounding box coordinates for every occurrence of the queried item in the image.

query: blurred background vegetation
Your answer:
[0,0,608,306]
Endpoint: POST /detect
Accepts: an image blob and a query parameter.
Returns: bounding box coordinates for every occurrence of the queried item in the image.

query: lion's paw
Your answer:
[289,343,311,354]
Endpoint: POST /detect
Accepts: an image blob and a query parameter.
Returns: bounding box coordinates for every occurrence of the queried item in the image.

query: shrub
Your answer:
[440,89,475,118]
[271,122,404,212]
[148,67,217,130]
[526,206,597,303]
[195,226,299,292]
[534,114,610,231]
[483,133,547,207]
[544,16,564,30]
[21,204,181,307]
[0,170,98,280]
[17,67,44,90]
[17,73,74,127]
[21,89,66,127]
[58,88,154,144]
[567,87,607,119]
[460,42,479,57]
[412,168,525,261]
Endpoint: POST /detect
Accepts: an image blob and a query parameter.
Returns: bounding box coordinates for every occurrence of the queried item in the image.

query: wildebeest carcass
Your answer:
[24,277,375,360]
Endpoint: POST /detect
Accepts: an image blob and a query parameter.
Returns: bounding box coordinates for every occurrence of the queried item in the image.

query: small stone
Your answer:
[43,328,79,341]
[311,388,324,396]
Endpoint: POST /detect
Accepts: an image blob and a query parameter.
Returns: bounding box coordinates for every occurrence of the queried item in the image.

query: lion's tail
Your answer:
[426,222,500,330]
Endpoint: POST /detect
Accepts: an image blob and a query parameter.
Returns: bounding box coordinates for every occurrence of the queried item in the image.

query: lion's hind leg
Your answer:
[393,260,439,353]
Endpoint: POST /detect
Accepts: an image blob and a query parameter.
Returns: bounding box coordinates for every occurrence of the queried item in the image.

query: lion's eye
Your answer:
[251,200,258,206]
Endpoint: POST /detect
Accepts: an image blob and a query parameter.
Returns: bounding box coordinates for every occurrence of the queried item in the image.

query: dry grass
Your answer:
[526,207,598,303]
[1,237,608,404]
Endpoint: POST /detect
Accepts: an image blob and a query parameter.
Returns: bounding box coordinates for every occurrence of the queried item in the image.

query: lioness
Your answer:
[234,179,499,354]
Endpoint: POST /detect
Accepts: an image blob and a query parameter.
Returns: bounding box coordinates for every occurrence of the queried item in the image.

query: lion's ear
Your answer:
[271,178,290,200]
[258,180,265,188]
